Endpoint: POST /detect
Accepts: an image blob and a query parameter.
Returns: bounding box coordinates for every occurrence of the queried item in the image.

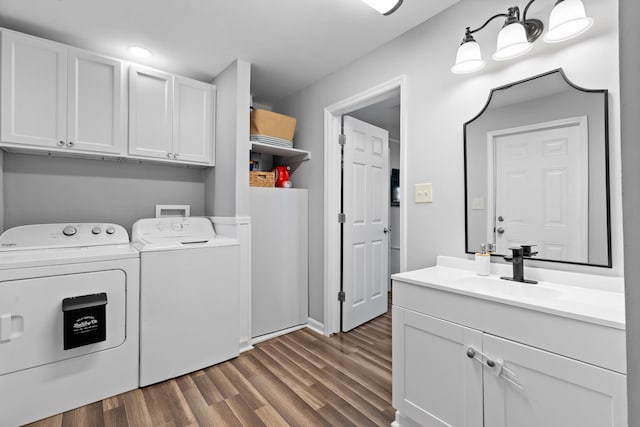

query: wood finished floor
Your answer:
[26,309,394,427]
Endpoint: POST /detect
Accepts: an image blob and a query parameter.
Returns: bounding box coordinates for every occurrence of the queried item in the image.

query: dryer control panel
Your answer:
[0,223,130,250]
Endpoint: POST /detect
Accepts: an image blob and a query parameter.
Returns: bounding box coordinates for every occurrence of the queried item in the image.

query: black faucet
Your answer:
[501,245,538,284]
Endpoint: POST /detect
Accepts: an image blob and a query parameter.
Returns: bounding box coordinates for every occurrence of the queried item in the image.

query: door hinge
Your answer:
[338,213,346,223]
[338,291,345,302]
[338,134,346,146]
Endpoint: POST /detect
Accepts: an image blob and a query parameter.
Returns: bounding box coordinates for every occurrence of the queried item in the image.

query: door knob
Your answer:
[497,228,505,234]
[383,227,390,234]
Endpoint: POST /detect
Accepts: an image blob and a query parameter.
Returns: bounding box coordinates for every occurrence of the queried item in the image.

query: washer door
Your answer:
[0,270,126,375]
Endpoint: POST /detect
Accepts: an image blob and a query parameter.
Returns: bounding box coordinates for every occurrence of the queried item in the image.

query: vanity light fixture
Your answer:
[128,45,152,58]
[451,0,593,74]
[360,0,403,16]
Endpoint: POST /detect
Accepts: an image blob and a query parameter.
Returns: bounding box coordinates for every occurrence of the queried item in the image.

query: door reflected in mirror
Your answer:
[464,69,611,267]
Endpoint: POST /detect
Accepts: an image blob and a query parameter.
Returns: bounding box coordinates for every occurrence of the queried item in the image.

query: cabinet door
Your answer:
[1,31,67,148]
[67,49,124,154]
[392,306,483,427]
[483,334,627,427]
[173,76,214,164]
[128,65,173,159]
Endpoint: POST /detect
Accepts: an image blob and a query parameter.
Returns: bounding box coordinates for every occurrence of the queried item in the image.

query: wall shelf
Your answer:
[250,141,311,161]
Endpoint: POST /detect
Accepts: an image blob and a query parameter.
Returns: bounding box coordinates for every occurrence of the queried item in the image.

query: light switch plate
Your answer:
[415,183,433,203]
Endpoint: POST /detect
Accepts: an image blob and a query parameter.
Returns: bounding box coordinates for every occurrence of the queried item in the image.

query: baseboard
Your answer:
[250,324,307,345]
[306,317,326,335]
[239,343,254,353]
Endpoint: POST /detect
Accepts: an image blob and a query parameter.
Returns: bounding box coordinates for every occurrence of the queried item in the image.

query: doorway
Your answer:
[323,75,407,335]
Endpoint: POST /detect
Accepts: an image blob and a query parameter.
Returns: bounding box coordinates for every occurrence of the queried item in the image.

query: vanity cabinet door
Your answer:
[1,31,67,148]
[393,306,483,427]
[483,334,627,427]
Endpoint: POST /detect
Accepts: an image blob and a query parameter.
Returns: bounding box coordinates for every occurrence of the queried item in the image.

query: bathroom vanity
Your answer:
[391,256,626,427]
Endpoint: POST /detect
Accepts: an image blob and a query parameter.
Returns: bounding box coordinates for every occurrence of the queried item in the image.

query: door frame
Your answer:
[323,75,408,335]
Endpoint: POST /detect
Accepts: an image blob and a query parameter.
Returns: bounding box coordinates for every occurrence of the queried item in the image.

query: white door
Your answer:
[493,119,588,261]
[342,116,389,332]
[173,76,214,164]
[1,31,67,148]
[392,307,484,427]
[128,65,173,159]
[483,334,628,427]
[67,49,124,154]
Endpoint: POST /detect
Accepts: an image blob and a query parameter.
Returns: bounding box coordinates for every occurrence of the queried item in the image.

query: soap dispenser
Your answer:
[475,244,491,276]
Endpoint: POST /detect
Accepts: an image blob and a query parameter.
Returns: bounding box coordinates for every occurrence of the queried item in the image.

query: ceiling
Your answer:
[0,0,459,104]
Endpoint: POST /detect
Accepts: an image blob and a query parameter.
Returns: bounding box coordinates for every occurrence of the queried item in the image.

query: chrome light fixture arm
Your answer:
[464,2,544,44]
[465,12,510,38]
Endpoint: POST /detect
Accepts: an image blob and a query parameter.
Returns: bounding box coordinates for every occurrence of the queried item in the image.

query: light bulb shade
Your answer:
[451,41,486,74]
[492,23,533,61]
[360,0,403,15]
[543,0,593,43]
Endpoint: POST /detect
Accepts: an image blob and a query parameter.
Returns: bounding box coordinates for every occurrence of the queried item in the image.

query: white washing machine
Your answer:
[0,223,139,427]
[132,217,240,387]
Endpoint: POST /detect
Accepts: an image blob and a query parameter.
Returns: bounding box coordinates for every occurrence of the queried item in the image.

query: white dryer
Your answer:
[0,223,139,427]
[132,217,240,387]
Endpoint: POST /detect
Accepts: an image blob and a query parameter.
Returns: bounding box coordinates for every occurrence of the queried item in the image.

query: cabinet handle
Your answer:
[167,153,172,158]
[467,347,525,391]
[173,153,179,159]
[466,346,496,369]
[57,140,65,147]
[67,141,74,148]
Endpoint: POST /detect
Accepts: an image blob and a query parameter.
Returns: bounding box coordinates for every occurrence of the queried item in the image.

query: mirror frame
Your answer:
[463,68,612,268]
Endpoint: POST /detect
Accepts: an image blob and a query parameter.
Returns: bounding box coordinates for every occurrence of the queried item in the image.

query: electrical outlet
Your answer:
[415,183,433,203]
[472,197,484,210]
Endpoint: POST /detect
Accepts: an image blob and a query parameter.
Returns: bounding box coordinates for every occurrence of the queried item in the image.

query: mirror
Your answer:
[464,69,611,267]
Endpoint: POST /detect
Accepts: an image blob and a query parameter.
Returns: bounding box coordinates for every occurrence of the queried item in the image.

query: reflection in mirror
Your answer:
[464,69,611,267]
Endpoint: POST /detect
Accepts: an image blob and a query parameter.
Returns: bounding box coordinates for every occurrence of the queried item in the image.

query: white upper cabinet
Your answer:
[173,76,214,164]
[128,66,173,159]
[67,49,124,154]
[129,66,215,166]
[1,31,125,155]
[1,31,67,148]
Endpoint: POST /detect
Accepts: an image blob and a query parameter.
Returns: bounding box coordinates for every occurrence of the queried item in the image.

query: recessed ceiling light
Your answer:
[128,46,152,58]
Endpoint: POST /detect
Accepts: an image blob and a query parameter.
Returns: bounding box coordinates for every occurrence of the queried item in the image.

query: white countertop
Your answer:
[392,257,625,330]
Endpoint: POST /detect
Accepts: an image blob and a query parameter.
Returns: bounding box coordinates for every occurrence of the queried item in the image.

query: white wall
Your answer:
[276,0,621,323]
[620,0,640,422]
[206,59,251,217]
[2,153,205,233]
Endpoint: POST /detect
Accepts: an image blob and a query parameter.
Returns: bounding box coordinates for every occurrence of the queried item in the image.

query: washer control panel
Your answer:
[0,223,130,250]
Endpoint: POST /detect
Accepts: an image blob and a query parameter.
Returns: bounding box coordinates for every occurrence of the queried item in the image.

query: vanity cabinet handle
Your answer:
[167,153,172,158]
[467,346,525,391]
[466,346,497,369]
[67,141,74,148]
[57,140,65,147]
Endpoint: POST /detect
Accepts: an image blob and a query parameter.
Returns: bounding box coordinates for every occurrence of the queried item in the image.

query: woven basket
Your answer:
[249,171,275,187]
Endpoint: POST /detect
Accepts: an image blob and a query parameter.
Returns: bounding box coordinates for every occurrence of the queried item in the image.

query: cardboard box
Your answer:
[250,109,296,142]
